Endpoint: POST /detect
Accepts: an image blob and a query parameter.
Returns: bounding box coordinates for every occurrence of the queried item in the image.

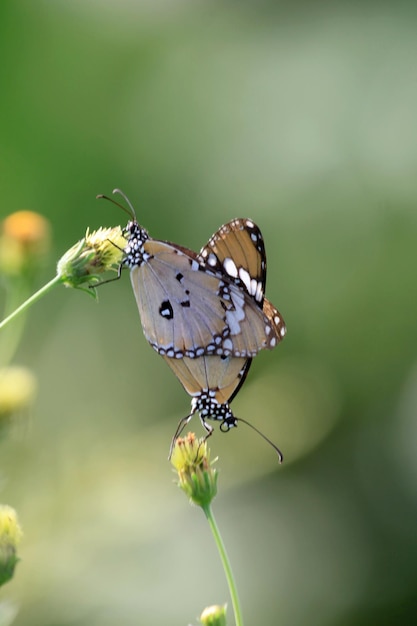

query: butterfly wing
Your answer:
[198,218,287,341]
[199,218,267,303]
[162,355,250,406]
[130,239,280,358]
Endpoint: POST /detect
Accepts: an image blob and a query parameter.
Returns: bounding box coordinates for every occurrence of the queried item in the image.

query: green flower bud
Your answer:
[56,226,125,290]
[171,433,218,508]
[0,505,22,587]
[200,604,227,626]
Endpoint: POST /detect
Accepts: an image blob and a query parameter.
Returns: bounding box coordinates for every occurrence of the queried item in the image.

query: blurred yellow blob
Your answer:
[0,210,51,276]
[0,366,37,419]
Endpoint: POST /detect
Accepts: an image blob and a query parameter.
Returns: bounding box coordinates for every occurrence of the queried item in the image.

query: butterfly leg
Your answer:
[90,260,125,289]
[199,416,215,444]
[196,417,215,462]
[168,409,196,459]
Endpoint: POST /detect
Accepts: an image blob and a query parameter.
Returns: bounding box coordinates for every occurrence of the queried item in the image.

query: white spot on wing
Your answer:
[226,309,242,335]
[223,338,233,351]
[223,257,238,278]
[226,290,246,335]
[230,290,245,316]
[255,282,263,302]
[238,267,251,293]
[208,253,217,266]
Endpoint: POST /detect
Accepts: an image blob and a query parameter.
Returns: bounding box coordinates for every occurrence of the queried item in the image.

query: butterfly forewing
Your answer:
[199,218,267,303]
[199,218,286,341]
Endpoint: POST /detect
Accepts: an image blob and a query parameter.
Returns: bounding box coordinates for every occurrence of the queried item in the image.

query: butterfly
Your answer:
[98,190,286,459]
[163,217,285,460]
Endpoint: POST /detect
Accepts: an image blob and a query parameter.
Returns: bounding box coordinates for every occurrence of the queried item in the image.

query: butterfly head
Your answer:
[192,389,238,431]
[122,220,150,269]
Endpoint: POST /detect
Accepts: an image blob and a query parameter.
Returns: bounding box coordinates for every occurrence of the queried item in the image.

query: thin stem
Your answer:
[0,275,63,332]
[202,503,244,626]
[0,279,29,367]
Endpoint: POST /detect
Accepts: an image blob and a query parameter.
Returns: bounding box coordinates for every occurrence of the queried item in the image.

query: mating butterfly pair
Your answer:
[102,190,286,459]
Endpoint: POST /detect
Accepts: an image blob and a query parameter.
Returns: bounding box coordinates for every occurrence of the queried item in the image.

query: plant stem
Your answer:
[0,279,28,367]
[202,503,244,626]
[0,275,63,332]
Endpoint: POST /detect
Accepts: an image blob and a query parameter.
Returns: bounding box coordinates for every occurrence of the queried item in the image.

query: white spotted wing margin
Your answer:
[128,236,279,359]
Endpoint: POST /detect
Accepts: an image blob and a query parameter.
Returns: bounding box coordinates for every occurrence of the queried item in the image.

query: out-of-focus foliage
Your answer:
[0,1,416,625]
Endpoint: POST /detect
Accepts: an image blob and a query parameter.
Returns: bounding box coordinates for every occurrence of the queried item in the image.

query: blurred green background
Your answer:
[1,1,417,624]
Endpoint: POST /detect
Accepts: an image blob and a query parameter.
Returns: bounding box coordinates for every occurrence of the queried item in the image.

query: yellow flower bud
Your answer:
[171,433,218,508]
[0,505,22,587]
[200,604,227,626]
[56,226,126,290]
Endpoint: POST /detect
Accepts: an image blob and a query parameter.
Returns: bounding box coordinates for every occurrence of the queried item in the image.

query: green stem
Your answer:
[202,503,244,626]
[0,279,29,367]
[0,275,63,332]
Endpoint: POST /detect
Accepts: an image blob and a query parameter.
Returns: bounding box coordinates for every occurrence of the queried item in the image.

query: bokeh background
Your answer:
[1,1,417,625]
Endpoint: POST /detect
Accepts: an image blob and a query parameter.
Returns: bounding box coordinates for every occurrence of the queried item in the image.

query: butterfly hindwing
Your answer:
[162,355,250,407]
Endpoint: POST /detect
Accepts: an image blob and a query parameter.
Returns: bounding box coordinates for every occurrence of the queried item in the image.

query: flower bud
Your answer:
[200,604,227,626]
[171,433,218,508]
[0,505,22,587]
[56,226,125,290]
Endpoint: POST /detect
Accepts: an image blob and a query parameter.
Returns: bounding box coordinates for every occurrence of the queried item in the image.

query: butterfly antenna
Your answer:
[96,191,136,220]
[113,188,137,220]
[236,417,283,463]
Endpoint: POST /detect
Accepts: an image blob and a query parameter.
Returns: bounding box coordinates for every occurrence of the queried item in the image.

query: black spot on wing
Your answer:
[159,300,174,319]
